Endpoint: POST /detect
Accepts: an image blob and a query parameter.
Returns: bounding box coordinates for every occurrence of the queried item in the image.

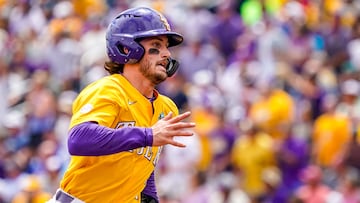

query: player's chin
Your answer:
[156,65,167,74]
[153,72,167,84]
[158,68,168,77]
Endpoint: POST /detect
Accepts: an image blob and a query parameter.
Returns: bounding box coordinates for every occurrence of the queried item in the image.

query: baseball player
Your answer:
[48,7,195,203]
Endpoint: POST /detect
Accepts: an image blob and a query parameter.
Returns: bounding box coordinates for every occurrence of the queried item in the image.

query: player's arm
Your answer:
[68,121,153,156]
[68,111,195,156]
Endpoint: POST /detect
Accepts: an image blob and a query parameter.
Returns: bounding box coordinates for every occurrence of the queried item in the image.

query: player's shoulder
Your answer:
[77,75,126,101]
[160,93,173,99]
[156,92,172,103]
[97,74,123,87]
[81,74,122,90]
[157,93,179,114]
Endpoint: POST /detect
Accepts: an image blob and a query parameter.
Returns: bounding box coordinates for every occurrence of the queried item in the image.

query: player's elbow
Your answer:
[68,132,84,155]
[67,123,92,156]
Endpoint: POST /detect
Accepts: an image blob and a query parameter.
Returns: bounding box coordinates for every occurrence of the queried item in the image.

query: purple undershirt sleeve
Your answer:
[142,172,158,202]
[67,122,153,156]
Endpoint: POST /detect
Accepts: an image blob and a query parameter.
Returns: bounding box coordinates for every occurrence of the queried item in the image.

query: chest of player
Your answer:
[115,97,167,128]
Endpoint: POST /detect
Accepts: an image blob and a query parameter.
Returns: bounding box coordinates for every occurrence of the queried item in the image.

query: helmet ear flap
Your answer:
[107,35,145,64]
[116,42,145,64]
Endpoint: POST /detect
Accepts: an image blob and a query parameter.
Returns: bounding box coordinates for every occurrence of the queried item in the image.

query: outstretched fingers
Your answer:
[166,131,194,147]
[168,122,196,130]
[162,111,174,121]
[167,113,195,147]
[167,111,192,123]
[152,111,196,147]
[168,140,187,148]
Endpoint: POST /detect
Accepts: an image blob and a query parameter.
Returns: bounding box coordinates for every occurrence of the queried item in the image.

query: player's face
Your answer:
[139,36,171,85]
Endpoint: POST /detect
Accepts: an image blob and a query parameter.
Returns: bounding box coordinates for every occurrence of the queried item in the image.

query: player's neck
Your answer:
[122,69,155,98]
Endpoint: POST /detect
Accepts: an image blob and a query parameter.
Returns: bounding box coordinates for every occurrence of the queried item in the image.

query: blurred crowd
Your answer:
[0,0,360,202]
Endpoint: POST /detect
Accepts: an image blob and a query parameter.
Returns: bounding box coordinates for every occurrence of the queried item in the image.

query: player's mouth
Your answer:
[157,60,168,71]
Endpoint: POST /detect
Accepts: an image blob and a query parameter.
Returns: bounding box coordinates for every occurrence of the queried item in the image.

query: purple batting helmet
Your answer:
[106,7,184,64]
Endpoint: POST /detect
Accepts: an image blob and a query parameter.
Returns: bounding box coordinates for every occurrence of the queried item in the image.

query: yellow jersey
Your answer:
[60,74,178,202]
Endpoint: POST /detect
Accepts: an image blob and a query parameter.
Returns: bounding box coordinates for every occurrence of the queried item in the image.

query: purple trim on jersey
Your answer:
[68,122,153,156]
[142,172,158,202]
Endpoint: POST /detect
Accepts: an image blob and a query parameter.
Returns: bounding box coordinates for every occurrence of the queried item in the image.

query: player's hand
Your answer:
[151,111,195,147]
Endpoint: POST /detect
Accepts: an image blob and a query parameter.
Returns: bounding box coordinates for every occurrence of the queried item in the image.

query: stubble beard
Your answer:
[140,60,167,85]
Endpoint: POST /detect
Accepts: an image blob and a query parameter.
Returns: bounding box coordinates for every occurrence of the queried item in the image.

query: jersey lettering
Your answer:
[152,146,163,165]
[144,146,153,161]
[137,147,144,155]
[133,146,157,165]
[116,121,136,128]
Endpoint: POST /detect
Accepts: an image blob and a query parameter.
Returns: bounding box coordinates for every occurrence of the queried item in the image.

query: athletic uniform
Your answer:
[47,6,185,203]
[59,74,178,202]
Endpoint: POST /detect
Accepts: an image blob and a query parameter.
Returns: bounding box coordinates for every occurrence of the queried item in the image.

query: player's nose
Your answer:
[160,47,171,59]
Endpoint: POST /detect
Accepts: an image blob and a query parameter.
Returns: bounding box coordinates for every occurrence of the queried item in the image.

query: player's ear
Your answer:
[123,47,129,54]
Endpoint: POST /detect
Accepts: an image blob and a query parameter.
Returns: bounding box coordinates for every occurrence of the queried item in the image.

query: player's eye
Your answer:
[151,41,163,49]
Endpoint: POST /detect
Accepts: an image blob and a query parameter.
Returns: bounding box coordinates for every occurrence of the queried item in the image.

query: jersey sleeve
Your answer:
[67,122,153,155]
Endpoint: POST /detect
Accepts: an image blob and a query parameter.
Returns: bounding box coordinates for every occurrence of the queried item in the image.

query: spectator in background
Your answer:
[72,0,107,20]
[11,174,51,203]
[2,110,27,154]
[158,73,189,112]
[248,79,295,141]
[276,123,310,202]
[335,167,360,203]
[209,1,245,62]
[0,16,10,125]
[45,1,83,92]
[231,119,277,199]
[2,0,360,202]
[53,90,78,152]
[343,127,360,172]
[24,70,56,151]
[322,13,352,73]
[177,30,225,85]
[157,128,202,201]
[345,15,360,73]
[186,69,227,172]
[294,165,339,203]
[312,93,352,171]
[207,111,237,175]
[37,155,64,194]
[256,166,287,203]
[180,171,211,203]
[335,79,360,135]
[208,172,251,203]
[78,14,107,88]
[7,0,47,37]
[217,31,258,123]
[179,2,215,45]
[0,159,27,202]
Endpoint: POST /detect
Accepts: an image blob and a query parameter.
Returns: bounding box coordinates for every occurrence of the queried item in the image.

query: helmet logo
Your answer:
[155,11,171,31]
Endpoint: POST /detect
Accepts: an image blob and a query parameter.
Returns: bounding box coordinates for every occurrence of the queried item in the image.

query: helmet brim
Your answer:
[135,30,184,47]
